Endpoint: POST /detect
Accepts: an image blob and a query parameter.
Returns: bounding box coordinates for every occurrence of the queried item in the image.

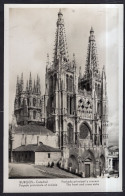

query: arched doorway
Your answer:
[68,155,78,172]
[80,150,96,178]
[67,123,73,144]
[84,158,91,178]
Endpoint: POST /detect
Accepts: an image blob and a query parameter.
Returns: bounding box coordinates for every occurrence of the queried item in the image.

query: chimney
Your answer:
[37,136,40,146]
[25,135,27,146]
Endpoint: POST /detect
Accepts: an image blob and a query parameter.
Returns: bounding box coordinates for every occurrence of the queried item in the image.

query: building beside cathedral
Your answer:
[10,10,109,178]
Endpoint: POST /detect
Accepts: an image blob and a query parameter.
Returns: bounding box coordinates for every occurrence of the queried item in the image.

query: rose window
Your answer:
[80,123,90,139]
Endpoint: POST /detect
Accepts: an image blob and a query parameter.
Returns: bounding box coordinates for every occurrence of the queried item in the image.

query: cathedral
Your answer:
[12,10,108,178]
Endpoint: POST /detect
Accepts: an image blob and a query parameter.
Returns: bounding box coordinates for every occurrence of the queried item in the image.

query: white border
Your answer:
[4,4,123,193]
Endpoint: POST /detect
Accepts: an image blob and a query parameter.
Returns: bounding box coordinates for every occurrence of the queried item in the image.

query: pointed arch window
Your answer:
[67,123,73,144]
[33,111,36,119]
[33,98,36,107]
[69,76,73,92]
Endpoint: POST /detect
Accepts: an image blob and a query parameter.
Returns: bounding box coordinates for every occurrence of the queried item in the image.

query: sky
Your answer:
[8,5,121,146]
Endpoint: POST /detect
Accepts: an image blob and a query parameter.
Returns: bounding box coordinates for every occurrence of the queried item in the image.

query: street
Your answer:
[9,163,79,178]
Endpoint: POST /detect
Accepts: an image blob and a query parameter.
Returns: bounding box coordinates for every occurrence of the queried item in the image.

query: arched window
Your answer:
[99,127,102,145]
[67,123,73,144]
[67,95,70,114]
[69,76,73,92]
[67,95,74,115]
[70,96,72,114]
[95,123,97,134]
[49,76,53,94]
[80,123,90,139]
[33,111,36,119]
[33,98,36,107]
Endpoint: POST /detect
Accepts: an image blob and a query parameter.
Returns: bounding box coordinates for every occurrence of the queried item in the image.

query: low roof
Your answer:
[13,143,61,152]
[13,124,54,136]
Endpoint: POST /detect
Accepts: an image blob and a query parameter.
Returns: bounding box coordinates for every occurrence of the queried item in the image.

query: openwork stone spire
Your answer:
[85,27,99,77]
[53,9,69,65]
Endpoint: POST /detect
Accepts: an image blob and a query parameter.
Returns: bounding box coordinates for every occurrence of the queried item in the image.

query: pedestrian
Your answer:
[48,161,50,167]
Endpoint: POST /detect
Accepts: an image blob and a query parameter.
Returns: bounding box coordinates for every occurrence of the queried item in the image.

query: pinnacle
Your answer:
[58,9,63,15]
[102,65,106,72]
[90,26,94,32]
[21,73,23,80]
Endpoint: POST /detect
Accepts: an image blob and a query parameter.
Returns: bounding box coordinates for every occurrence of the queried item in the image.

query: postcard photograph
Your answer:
[4,4,123,192]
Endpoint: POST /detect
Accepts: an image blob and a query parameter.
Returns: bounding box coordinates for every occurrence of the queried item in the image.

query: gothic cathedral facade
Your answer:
[14,10,108,177]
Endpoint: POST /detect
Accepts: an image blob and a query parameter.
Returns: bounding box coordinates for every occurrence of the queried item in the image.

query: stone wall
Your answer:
[12,133,59,149]
[35,152,61,165]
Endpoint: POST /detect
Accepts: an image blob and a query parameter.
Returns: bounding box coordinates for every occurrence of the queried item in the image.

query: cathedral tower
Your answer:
[45,9,77,149]
[14,73,44,125]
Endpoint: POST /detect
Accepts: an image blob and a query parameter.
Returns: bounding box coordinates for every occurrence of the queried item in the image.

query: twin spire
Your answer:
[85,26,99,77]
[53,9,69,65]
[16,73,41,94]
[49,9,100,77]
